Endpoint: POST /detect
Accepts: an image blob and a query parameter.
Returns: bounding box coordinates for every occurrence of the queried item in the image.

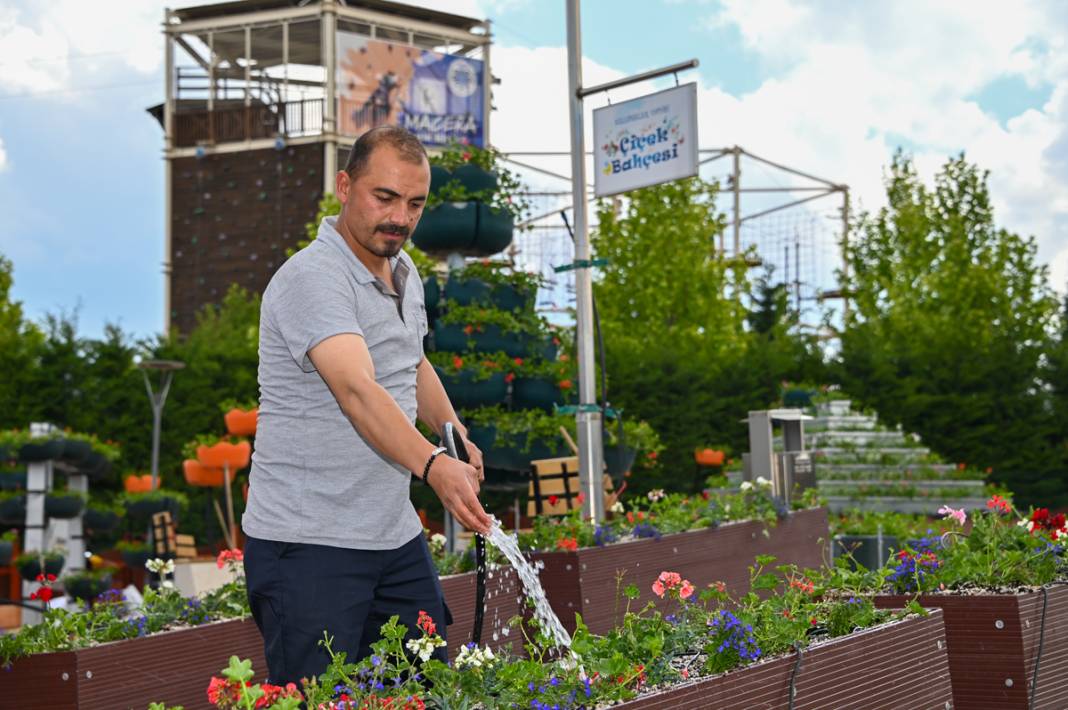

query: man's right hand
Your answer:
[428,455,493,535]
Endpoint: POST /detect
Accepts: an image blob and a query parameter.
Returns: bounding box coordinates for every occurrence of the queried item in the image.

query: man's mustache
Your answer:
[375,223,410,237]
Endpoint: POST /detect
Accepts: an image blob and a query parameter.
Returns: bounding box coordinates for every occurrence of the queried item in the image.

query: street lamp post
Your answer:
[137,359,186,489]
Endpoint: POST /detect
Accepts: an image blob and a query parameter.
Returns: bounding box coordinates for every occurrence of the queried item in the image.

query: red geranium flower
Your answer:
[417,609,437,636]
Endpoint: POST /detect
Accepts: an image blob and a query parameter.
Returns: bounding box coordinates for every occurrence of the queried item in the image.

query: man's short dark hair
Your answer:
[344,126,428,179]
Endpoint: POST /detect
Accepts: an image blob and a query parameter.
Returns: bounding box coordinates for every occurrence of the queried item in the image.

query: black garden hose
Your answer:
[442,422,486,645]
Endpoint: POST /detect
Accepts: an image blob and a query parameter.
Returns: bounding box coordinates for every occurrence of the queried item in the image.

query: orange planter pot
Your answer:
[694,448,725,467]
[124,474,157,493]
[224,408,258,437]
[197,441,251,470]
[183,459,226,487]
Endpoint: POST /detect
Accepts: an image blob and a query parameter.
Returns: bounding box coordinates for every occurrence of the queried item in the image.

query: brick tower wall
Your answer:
[169,142,325,335]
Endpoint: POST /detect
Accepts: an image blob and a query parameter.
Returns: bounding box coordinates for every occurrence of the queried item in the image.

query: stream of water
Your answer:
[484,516,574,652]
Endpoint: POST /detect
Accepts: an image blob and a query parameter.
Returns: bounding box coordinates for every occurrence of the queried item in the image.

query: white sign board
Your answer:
[593,83,699,197]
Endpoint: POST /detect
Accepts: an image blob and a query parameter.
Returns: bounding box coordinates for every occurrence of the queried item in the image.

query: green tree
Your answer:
[839,152,1061,505]
[590,180,827,492]
[0,254,44,428]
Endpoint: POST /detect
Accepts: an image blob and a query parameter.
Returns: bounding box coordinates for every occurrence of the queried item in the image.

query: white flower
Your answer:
[610,500,624,514]
[647,489,665,502]
[146,558,176,576]
[455,643,496,670]
[430,533,447,550]
[740,481,754,491]
[1017,518,1036,532]
[405,635,446,663]
[161,580,175,589]
[755,476,772,488]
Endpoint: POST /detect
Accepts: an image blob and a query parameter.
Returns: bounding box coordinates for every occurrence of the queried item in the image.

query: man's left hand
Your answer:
[462,434,485,483]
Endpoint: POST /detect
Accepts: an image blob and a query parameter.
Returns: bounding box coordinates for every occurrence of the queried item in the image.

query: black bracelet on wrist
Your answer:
[423,446,447,485]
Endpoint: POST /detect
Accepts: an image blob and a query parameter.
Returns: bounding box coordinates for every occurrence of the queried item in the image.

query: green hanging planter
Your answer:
[413,202,478,253]
[84,507,121,532]
[0,540,12,566]
[443,277,492,306]
[19,439,65,463]
[434,367,508,409]
[0,495,26,525]
[603,445,637,478]
[17,554,65,582]
[423,276,441,312]
[452,163,498,193]
[475,204,514,255]
[45,493,85,519]
[64,572,113,602]
[512,377,564,412]
[59,439,93,465]
[0,470,27,490]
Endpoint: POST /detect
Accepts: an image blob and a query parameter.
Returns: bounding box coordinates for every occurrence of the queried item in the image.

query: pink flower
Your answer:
[651,580,666,598]
[938,505,967,525]
[679,581,695,599]
[216,548,244,569]
[658,571,682,588]
[986,495,1011,514]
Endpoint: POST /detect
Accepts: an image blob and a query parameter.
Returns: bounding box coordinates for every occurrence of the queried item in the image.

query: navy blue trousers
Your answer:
[244,532,451,686]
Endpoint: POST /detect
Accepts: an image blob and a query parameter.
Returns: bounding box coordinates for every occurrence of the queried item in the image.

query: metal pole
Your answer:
[142,369,176,489]
[565,0,605,523]
[732,146,741,255]
[322,0,338,194]
[841,188,851,320]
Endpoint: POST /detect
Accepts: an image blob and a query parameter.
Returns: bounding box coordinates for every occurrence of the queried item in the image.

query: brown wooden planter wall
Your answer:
[614,610,953,709]
[0,617,265,709]
[440,565,521,660]
[533,507,829,635]
[876,585,1068,709]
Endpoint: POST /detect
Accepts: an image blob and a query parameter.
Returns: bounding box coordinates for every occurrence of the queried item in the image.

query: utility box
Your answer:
[742,409,815,504]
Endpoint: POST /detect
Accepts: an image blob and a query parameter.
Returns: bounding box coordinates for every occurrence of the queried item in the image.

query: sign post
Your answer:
[566,0,698,522]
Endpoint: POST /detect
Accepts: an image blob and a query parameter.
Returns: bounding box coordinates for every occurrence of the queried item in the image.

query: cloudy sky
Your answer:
[0,0,1065,339]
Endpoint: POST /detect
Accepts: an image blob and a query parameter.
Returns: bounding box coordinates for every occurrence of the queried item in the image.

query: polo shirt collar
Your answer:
[319,216,402,286]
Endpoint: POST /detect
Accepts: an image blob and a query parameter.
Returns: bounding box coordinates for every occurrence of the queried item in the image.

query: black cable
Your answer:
[1030,581,1068,709]
[788,640,804,710]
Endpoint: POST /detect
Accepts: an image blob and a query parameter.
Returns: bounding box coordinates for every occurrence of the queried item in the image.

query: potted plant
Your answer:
[62,567,115,602]
[15,550,65,581]
[0,465,26,490]
[414,143,530,257]
[44,490,86,519]
[57,430,93,465]
[83,500,122,533]
[463,406,571,471]
[0,529,17,566]
[17,432,64,463]
[196,435,251,471]
[182,459,226,487]
[597,418,663,478]
[72,433,121,478]
[509,353,574,412]
[220,398,259,437]
[860,497,1068,709]
[444,260,544,313]
[124,473,158,493]
[0,490,26,525]
[428,351,510,409]
[115,539,153,570]
[434,302,550,358]
[695,447,726,467]
[120,489,187,518]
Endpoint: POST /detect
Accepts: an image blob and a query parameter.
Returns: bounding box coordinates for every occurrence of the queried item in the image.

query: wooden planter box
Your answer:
[440,565,521,660]
[876,585,1068,709]
[0,617,265,709]
[534,507,829,635]
[616,610,953,709]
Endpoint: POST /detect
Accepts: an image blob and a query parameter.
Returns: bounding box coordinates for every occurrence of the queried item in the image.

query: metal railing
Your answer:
[173,97,324,147]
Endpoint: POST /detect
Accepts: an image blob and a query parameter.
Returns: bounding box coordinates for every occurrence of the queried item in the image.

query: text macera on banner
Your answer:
[336,32,485,147]
[593,83,699,197]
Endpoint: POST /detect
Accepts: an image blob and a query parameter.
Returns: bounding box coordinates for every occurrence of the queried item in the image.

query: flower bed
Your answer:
[0,617,265,709]
[612,610,953,709]
[440,566,521,661]
[874,587,1068,709]
[533,507,829,635]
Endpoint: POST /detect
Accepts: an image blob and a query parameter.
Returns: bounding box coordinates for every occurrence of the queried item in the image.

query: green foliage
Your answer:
[427,142,531,224]
[839,152,1063,507]
[590,181,827,494]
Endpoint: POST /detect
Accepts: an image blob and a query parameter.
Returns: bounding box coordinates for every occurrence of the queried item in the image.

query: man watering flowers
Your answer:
[242,125,492,685]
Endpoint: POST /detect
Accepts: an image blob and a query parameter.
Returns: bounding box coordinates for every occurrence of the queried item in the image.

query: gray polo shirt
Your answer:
[242,215,429,550]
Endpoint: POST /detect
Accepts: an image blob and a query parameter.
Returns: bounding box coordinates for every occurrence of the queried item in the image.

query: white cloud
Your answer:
[0,135,7,172]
